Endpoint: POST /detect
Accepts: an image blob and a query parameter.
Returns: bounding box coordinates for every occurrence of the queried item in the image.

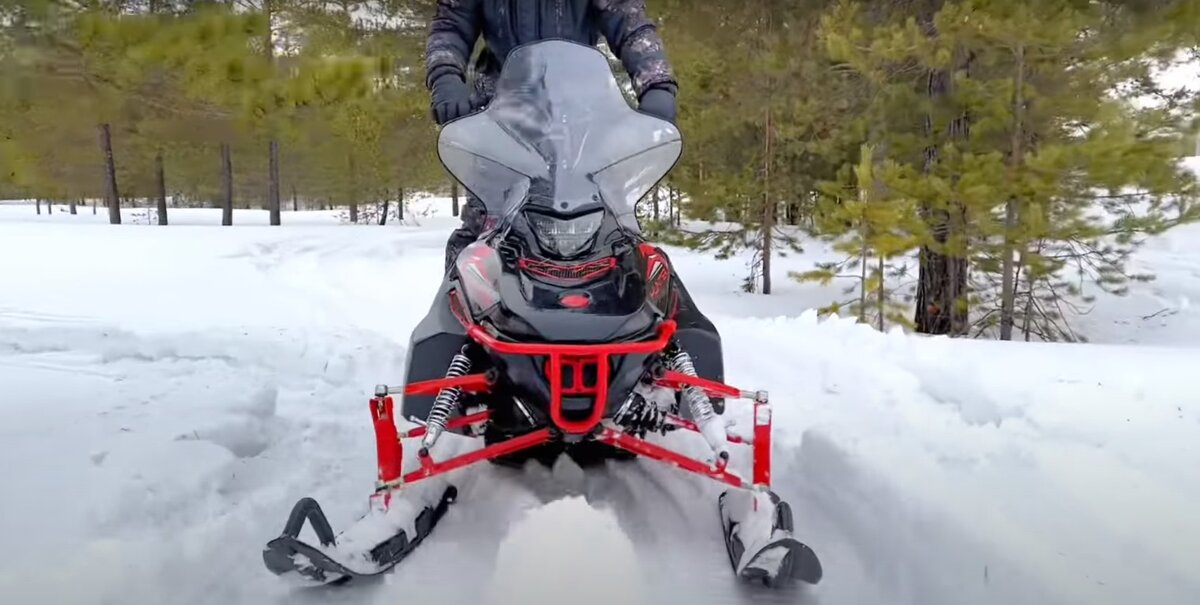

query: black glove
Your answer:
[431,74,473,125]
[461,196,487,234]
[638,87,677,124]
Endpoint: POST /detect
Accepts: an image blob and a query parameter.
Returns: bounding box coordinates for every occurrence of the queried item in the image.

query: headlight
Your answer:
[525,210,603,258]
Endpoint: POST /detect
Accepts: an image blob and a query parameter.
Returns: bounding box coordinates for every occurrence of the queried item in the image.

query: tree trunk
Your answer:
[760,101,774,295]
[877,256,886,331]
[787,200,801,226]
[397,187,404,221]
[155,149,168,225]
[92,198,96,214]
[672,185,681,226]
[99,123,121,225]
[292,185,298,212]
[36,198,41,215]
[859,240,868,323]
[1020,240,1041,341]
[268,139,281,225]
[380,197,390,226]
[451,180,460,216]
[220,142,234,226]
[913,5,969,336]
[652,186,660,220]
[999,43,1026,341]
[69,198,77,214]
[262,0,281,226]
[348,154,359,224]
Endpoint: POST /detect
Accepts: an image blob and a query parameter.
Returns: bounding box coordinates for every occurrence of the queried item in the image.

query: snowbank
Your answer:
[0,207,1197,605]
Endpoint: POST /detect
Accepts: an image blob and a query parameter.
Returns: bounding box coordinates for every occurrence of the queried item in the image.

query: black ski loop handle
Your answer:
[281,497,338,548]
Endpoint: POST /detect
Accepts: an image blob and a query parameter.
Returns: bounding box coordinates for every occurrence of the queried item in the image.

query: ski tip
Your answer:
[262,540,295,577]
[262,536,346,585]
[719,489,823,588]
[740,538,823,587]
[789,542,823,585]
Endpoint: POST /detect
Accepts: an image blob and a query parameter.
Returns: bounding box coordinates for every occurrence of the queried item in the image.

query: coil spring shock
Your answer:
[421,345,472,452]
[671,350,715,422]
[671,349,728,459]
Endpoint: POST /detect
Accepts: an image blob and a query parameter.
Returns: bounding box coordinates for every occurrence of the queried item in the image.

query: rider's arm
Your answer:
[590,0,679,98]
[425,0,482,89]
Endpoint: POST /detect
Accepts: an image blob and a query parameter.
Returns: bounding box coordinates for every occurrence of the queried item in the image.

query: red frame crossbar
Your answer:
[466,321,677,434]
[368,319,773,500]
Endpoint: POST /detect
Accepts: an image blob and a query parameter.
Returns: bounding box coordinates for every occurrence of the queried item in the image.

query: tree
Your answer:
[817,0,1200,340]
[661,0,851,293]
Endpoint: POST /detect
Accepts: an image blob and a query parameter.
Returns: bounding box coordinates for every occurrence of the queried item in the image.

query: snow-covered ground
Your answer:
[0,201,1198,605]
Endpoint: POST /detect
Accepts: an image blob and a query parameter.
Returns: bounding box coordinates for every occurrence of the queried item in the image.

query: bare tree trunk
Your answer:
[292,185,298,212]
[69,198,77,214]
[36,198,41,215]
[451,180,460,216]
[155,149,168,225]
[652,186,660,220]
[379,197,390,226]
[877,256,885,331]
[268,139,281,225]
[760,102,774,295]
[99,123,121,225]
[263,0,281,226]
[397,187,404,221]
[858,240,868,323]
[220,142,234,226]
[348,154,359,224]
[1020,240,1042,341]
[672,185,681,226]
[1000,43,1026,340]
[92,198,96,214]
[787,200,801,226]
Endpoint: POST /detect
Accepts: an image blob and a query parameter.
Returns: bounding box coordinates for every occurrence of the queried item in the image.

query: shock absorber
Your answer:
[671,349,729,460]
[422,345,472,453]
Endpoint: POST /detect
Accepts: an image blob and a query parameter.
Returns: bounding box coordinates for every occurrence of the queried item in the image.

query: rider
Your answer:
[424,0,679,271]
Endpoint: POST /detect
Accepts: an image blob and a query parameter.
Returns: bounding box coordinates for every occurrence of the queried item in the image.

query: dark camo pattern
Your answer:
[424,0,677,106]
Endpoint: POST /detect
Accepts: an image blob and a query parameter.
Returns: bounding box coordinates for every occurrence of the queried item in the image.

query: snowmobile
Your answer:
[262,39,823,589]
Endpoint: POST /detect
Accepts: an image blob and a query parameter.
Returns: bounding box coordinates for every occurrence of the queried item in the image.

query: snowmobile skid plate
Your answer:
[719,489,823,586]
[262,486,457,585]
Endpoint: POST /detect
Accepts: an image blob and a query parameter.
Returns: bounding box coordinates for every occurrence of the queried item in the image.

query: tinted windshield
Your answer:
[437,40,682,230]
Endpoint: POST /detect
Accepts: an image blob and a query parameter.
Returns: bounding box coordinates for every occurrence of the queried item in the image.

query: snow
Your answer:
[0,202,1198,605]
[483,496,649,605]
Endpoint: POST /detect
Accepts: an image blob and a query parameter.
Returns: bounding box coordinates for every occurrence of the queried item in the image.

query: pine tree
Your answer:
[815,0,1200,339]
[661,0,852,293]
[794,143,926,329]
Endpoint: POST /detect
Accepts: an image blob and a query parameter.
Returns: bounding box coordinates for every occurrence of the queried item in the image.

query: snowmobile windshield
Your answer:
[437,39,682,231]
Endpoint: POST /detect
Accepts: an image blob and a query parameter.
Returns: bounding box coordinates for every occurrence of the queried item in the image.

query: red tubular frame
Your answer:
[467,321,678,434]
[367,319,773,502]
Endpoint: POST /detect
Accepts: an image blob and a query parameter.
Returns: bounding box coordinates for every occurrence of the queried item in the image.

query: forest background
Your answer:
[2,0,1198,341]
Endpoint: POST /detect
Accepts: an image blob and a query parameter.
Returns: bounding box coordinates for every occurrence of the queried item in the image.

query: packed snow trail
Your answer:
[0,205,1198,605]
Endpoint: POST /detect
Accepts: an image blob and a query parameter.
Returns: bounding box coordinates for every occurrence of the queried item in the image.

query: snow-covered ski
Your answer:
[262,486,457,585]
[719,489,823,586]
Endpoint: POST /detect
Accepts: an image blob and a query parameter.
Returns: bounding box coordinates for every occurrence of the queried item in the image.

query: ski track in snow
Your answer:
[1,205,1198,605]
